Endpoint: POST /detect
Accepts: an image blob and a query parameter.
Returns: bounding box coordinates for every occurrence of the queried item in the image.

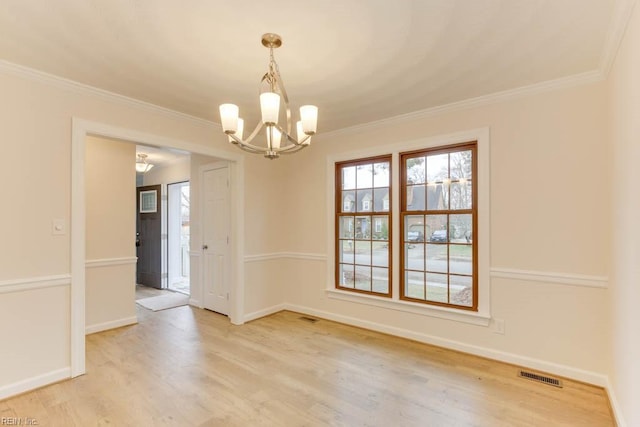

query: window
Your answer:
[139,190,158,213]
[330,131,489,324]
[401,143,477,310]
[336,156,391,296]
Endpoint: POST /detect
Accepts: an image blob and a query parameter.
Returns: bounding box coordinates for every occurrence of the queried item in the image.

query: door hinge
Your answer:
[226,293,230,301]
[227,236,229,244]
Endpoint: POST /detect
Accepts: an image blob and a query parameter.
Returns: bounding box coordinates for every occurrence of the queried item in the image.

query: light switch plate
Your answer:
[52,219,66,235]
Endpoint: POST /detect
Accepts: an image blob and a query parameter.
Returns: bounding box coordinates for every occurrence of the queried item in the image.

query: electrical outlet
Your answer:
[492,318,505,335]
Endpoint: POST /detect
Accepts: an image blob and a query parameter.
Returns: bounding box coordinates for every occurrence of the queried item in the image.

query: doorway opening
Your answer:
[168,181,190,295]
[71,118,245,378]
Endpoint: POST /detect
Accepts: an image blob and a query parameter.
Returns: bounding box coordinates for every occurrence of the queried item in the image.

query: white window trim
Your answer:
[363,200,370,211]
[326,127,491,326]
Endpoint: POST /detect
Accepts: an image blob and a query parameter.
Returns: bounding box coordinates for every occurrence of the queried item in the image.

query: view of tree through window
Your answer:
[401,143,477,310]
[336,156,391,296]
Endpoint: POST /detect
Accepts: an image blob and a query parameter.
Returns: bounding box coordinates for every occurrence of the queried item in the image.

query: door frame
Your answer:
[71,118,246,378]
[199,161,231,313]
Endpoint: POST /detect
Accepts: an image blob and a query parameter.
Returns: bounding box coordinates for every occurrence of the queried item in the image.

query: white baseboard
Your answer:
[85,316,138,335]
[243,304,287,323]
[0,367,71,401]
[188,298,202,308]
[605,379,627,427]
[281,303,608,387]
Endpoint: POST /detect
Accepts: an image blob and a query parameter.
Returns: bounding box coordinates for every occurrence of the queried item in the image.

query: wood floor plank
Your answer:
[1,307,614,426]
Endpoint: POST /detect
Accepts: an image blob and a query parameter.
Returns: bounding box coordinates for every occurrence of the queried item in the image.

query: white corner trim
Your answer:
[490,268,608,289]
[0,59,218,129]
[85,257,138,269]
[85,316,138,335]
[326,289,490,326]
[599,0,638,78]
[244,252,327,263]
[0,274,71,294]
[188,298,202,309]
[282,303,608,387]
[0,367,71,401]
[243,303,287,323]
[605,378,628,427]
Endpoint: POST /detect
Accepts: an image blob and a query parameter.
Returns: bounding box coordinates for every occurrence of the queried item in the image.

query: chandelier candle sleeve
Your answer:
[217,33,319,159]
[300,105,318,134]
[260,93,280,125]
[228,118,244,143]
[267,127,282,150]
[219,104,239,134]
[297,121,311,146]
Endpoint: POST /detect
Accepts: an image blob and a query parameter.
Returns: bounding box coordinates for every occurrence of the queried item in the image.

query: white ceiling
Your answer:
[0,0,625,132]
[136,145,188,169]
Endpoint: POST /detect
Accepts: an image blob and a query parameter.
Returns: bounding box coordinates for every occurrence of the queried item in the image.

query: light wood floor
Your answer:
[0,307,614,426]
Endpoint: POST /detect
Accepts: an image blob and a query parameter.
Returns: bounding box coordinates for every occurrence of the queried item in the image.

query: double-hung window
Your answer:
[335,156,392,296]
[401,143,477,310]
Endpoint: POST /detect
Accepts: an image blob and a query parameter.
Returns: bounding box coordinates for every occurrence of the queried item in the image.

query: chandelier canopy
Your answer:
[219,33,318,159]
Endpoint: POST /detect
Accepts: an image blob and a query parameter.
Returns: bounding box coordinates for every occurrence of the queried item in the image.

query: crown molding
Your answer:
[0,59,220,129]
[599,0,638,77]
[318,70,604,140]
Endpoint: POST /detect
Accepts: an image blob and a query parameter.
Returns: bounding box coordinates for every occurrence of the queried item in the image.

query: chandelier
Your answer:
[219,33,318,159]
[135,153,154,173]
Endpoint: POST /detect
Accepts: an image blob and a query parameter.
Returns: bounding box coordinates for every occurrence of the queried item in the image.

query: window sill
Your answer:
[326,288,490,326]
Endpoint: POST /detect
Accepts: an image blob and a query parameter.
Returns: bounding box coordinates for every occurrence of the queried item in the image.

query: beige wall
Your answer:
[279,81,611,380]
[85,136,137,332]
[608,2,640,425]
[0,66,244,396]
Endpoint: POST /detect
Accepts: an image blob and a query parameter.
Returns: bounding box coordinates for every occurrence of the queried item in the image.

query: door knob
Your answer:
[203,244,208,250]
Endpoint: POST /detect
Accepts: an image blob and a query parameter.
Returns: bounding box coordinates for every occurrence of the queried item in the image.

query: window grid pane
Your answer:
[400,143,477,310]
[336,156,392,297]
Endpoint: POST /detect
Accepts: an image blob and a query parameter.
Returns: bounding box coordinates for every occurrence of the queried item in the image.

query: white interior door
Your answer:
[202,164,230,315]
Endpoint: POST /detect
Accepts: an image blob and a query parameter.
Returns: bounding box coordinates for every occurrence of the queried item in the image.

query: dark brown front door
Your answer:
[136,185,162,288]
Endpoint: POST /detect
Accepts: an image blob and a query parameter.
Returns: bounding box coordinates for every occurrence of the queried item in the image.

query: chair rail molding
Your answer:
[85,257,138,269]
[0,274,71,294]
